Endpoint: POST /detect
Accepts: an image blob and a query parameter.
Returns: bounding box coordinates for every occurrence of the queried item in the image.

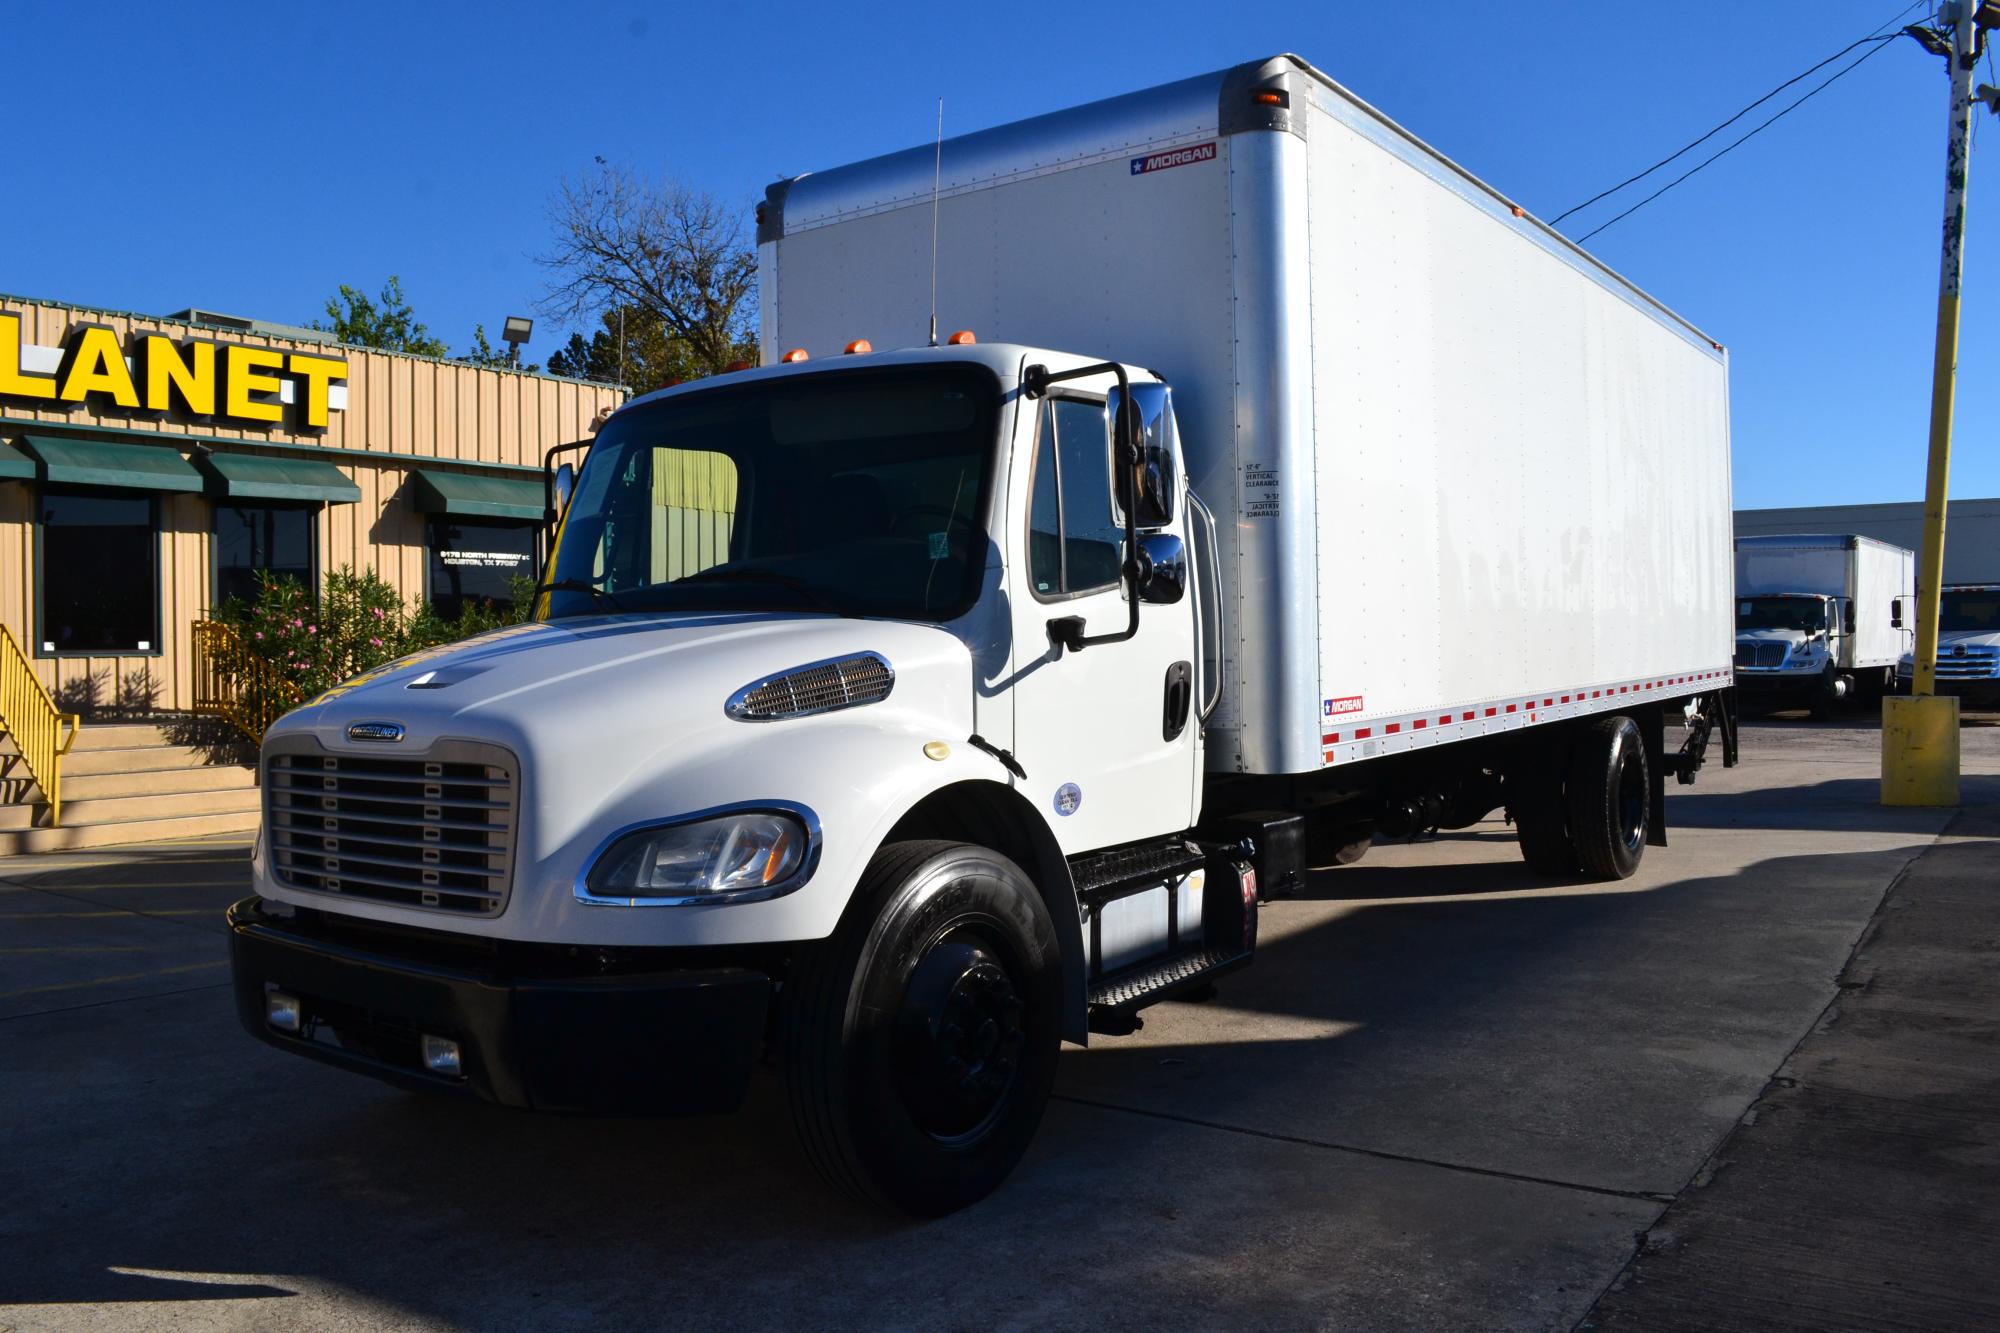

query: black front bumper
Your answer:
[228,897,770,1115]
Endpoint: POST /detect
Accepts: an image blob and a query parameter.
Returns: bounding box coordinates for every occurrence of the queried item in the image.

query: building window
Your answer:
[39,490,159,654]
[1027,396,1123,598]
[214,504,316,607]
[427,519,538,620]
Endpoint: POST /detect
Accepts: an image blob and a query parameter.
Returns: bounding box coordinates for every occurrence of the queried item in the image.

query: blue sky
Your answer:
[3,1,1990,509]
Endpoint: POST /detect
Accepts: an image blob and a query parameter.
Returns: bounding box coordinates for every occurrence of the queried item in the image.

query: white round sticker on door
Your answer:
[1053,783,1082,817]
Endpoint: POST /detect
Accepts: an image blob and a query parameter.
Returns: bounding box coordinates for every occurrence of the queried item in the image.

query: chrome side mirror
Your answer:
[1107,381,1178,528]
[1134,533,1187,604]
[552,462,577,518]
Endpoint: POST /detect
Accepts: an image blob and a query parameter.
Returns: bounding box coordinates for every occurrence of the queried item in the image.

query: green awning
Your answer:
[0,440,32,480]
[197,450,360,504]
[412,468,544,521]
[19,434,204,493]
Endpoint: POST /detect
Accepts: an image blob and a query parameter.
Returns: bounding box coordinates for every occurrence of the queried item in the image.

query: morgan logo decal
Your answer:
[1323,696,1364,718]
[1131,141,1216,175]
[346,721,406,743]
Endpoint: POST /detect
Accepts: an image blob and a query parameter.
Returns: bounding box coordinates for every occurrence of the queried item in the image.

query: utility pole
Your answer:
[1884,0,1998,805]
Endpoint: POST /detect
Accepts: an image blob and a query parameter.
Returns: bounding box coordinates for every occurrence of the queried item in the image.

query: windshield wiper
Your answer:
[529,579,626,611]
[676,568,843,613]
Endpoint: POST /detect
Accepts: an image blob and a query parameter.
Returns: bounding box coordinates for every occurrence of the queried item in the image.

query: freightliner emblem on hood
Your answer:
[346,721,406,743]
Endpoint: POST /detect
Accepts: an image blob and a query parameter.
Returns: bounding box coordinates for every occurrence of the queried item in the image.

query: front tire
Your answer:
[1566,715,1649,880]
[782,840,1062,1215]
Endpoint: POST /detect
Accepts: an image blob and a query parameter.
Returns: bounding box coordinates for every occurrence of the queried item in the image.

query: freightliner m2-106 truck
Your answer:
[229,56,1738,1213]
[1733,534,1916,716]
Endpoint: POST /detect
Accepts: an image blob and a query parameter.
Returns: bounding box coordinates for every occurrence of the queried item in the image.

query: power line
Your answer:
[1552,1,1929,227]
[1573,35,1903,244]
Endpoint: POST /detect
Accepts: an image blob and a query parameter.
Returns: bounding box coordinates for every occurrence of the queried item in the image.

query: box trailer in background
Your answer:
[231,55,1738,1215]
[1734,534,1916,715]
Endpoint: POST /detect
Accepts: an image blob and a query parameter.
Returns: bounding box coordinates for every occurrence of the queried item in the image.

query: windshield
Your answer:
[542,365,998,622]
[1737,596,1827,632]
[1940,589,2000,633]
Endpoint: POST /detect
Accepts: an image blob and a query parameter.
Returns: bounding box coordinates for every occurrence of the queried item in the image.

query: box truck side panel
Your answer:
[1304,87,1734,770]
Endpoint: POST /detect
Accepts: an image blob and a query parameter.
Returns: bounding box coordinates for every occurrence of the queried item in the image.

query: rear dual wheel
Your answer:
[782,840,1062,1216]
[1511,715,1650,881]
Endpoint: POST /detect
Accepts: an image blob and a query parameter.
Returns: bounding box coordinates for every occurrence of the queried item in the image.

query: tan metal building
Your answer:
[0,295,622,717]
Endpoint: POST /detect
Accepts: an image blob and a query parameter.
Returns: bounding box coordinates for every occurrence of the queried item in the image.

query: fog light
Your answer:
[421,1034,463,1077]
[265,990,302,1033]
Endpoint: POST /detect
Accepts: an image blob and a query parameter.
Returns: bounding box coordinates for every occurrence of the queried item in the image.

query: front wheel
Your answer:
[782,840,1062,1215]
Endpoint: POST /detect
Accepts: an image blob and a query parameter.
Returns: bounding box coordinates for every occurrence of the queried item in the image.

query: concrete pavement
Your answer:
[0,721,1994,1330]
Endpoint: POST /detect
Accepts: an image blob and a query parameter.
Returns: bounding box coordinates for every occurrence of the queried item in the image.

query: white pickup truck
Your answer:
[229,55,1737,1213]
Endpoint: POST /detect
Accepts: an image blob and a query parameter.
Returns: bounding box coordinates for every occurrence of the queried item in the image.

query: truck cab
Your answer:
[1734,592,1847,711]
[1898,584,2000,705]
[229,342,1244,1215]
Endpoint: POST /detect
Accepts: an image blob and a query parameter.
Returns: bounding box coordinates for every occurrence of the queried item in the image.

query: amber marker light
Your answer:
[781,348,809,363]
[946,330,977,346]
[845,339,873,354]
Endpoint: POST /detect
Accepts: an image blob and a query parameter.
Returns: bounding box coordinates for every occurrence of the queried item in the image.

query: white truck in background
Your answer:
[1733,534,1916,716]
[229,54,1737,1214]
[1898,584,2000,705]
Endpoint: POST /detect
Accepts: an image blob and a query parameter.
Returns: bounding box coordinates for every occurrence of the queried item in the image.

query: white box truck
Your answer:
[229,55,1738,1213]
[1734,534,1916,715]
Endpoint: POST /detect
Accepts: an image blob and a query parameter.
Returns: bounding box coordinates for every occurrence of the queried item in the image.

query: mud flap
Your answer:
[1640,706,1668,848]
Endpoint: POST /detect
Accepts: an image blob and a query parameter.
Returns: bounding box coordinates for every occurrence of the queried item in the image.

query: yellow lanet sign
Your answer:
[0,311,348,430]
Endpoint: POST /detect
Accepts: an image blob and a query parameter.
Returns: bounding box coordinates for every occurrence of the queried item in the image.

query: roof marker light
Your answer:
[946,330,976,345]
[1254,90,1285,106]
[781,348,809,363]
[724,360,752,373]
[844,339,872,355]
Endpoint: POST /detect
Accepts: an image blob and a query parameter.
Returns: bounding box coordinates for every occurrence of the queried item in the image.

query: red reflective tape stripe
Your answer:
[1413,719,1426,730]
[1505,704,1516,713]
[1561,695,1570,703]
[1485,707,1496,717]
[1543,698,1552,707]
[1386,723,1401,734]
[1322,733,1339,746]
[1355,727,1372,739]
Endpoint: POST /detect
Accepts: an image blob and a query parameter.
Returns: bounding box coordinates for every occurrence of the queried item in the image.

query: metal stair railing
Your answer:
[0,624,82,826]
[191,620,304,746]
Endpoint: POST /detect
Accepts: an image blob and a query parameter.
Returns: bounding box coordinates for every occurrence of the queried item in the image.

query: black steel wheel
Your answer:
[1566,714,1649,880]
[783,840,1061,1215]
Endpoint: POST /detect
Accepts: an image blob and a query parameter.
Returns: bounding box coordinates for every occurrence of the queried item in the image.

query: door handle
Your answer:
[1163,661,1192,741]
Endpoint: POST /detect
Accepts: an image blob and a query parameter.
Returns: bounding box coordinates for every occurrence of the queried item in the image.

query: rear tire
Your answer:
[1510,752,1576,875]
[782,840,1062,1216]
[1566,715,1649,880]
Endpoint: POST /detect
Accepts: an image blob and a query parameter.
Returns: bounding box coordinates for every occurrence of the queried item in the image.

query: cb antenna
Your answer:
[928,97,944,347]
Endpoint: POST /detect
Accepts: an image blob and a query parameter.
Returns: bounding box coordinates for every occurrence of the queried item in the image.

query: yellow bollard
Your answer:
[1882,695,1961,806]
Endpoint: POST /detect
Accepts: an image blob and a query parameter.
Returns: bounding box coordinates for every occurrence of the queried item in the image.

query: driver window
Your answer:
[1027,397,1122,598]
[1842,600,1856,634]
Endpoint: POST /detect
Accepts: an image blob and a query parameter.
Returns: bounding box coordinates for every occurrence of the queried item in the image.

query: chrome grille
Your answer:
[727,652,894,721]
[1734,642,1787,669]
[1936,646,1999,680]
[265,739,517,915]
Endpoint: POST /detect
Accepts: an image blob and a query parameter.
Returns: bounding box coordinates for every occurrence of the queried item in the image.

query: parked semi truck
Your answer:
[1733,534,1916,716]
[1897,584,2000,705]
[228,55,1737,1214]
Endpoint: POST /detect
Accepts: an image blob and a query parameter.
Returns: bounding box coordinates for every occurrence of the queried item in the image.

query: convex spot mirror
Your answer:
[1107,381,1177,529]
[552,462,577,519]
[1133,532,1187,604]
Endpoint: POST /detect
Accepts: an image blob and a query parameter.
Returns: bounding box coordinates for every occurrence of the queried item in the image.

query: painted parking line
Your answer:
[0,959,228,1001]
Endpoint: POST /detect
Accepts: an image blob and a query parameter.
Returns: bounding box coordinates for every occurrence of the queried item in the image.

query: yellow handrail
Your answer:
[0,623,82,827]
[191,620,305,746]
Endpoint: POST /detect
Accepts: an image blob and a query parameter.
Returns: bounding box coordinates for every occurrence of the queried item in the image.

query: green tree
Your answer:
[461,324,539,373]
[544,305,701,393]
[311,276,450,357]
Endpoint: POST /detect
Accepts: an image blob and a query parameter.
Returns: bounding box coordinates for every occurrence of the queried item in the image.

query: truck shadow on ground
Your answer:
[2,822,1967,1323]
[1666,773,1999,833]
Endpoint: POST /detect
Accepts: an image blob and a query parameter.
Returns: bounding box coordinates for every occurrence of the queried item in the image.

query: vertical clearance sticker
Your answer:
[1130,141,1217,176]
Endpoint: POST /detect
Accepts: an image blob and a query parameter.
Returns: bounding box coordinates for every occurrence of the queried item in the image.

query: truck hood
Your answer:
[1735,628,1819,649]
[269,611,973,759]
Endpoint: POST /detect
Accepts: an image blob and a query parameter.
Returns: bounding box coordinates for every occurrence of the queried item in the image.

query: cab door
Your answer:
[1002,380,1200,854]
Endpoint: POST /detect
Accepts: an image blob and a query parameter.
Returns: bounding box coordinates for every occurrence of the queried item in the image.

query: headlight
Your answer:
[582,810,813,905]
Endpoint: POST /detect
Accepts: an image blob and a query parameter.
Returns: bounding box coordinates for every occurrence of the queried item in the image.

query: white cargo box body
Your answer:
[760,54,1735,776]
[1735,534,1917,669]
